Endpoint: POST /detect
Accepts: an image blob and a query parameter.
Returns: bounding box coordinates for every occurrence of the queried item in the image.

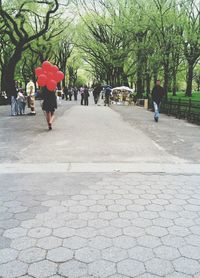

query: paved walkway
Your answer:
[0,100,200,277]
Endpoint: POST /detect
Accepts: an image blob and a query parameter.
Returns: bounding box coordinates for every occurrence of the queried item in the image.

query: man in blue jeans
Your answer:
[152,80,165,122]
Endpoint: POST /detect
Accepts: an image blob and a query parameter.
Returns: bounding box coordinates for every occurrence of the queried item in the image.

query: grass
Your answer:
[168,91,200,101]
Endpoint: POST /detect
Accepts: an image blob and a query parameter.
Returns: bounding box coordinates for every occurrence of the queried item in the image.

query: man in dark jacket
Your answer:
[104,86,112,106]
[93,84,101,104]
[84,85,90,106]
[152,80,165,122]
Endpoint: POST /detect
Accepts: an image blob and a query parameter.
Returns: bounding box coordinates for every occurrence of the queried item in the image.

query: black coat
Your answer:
[41,87,57,112]
[84,88,90,99]
[152,85,165,105]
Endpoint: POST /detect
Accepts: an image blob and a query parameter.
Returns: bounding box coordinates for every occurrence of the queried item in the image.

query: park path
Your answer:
[18,104,182,164]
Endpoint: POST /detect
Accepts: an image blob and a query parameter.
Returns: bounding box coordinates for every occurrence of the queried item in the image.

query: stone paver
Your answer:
[145,258,174,276]
[117,259,145,277]
[0,260,28,278]
[28,260,57,277]
[75,247,101,263]
[47,247,73,262]
[88,259,116,277]
[0,248,18,264]
[18,247,46,263]
[59,260,87,277]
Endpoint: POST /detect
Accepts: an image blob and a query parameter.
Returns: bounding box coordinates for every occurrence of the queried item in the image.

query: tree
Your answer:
[0,0,66,96]
[181,0,200,96]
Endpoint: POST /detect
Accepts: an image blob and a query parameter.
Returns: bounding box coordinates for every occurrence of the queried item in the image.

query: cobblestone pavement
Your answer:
[0,173,200,278]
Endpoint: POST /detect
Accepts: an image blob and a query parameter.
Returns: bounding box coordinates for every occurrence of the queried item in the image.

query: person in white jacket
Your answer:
[26,79,36,115]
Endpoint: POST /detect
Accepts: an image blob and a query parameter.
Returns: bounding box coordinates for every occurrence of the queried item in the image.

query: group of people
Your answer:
[62,84,113,107]
[11,79,36,116]
[62,85,92,106]
[62,86,79,101]
[10,78,165,131]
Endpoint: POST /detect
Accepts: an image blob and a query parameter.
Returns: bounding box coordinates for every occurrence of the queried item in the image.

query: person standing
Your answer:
[152,80,165,122]
[80,86,84,105]
[11,81,19,116]
[104,86,112,106]
[68,87,72,101]
[26,78,36,115]
[17,88,26,115]
[41,86,57,130]
[84,85,90,106]
[63,86,68,101]
[74,87,78,101]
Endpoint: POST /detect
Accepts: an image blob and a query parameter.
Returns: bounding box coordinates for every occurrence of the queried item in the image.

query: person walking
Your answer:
[93,84,102,104]
[84,85,90,106]
[152,80,165,122]
[26,78,36,115]
[41,86,57,130]
[104,86,112,106]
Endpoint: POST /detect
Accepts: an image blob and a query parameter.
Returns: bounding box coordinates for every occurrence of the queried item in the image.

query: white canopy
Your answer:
[112,86,133,93]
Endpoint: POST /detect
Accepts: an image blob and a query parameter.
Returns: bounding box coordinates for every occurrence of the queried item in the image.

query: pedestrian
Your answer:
[63,86,68,101]
[93,84,102,104]
[80,86,84,105]
[74,87,78,101]
[11,81,19,116]
[41,86,57,130]
[104,86,112,106]
[152,80,165,122]
[68,87,72,101]
[84,85,90,106]
[26,78,36,115]
[17,88,26,115]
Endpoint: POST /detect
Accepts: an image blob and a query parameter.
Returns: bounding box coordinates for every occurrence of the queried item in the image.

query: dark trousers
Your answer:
[105,96,110,106]
[74,93,77,101]
[84,97,89,106]
[94,96,99,104]
[81,94,84,105]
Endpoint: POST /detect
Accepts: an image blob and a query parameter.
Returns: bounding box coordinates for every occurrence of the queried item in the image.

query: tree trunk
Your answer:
[1,66,6,92]
[153,68,158,84]
[186,63,194,97]
[172,72,177,96]
[122,72,129,87]
[2,47,22,97]
[163,63,169,97]
[146,72,151,97]
[136,68,143,98]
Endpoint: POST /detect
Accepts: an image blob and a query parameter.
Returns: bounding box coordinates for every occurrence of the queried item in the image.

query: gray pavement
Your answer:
[0,100,200,277]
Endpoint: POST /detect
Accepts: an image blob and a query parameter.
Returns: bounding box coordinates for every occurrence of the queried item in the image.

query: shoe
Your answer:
[48,124,52,130]
[154,117,158,122]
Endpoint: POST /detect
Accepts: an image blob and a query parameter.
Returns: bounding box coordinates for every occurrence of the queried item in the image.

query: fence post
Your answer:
[177,98,181,119]
[188,98,191,121]
[168,98,172,115]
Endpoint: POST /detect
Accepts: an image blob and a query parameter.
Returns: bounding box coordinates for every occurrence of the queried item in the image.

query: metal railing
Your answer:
[148,97,200,125]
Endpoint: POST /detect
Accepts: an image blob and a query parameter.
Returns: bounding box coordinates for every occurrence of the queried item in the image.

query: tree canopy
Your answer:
[0,0,199,97]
